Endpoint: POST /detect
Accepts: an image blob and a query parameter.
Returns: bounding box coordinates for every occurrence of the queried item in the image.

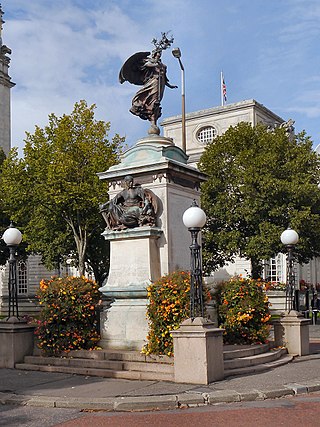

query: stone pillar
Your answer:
[273,311,310,356]
[99,227,162,350]
[171,317,224,384]
[98,135,207,351]
[0,317,35,368]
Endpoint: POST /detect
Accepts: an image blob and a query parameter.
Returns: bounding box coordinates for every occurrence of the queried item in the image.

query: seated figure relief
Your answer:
[100,176,158,230]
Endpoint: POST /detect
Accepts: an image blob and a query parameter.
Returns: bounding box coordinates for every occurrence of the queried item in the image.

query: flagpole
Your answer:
[221,71,224,106]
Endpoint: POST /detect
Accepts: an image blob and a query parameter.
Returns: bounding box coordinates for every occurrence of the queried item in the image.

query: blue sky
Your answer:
[3,0,320,154]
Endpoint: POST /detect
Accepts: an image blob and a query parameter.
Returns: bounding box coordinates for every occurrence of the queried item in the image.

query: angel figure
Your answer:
[100,175,158,230]
[119,32,177,135]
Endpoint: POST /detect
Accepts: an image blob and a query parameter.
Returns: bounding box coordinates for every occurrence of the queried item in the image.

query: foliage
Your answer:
[142,271,211,357]
[35,276,100,356]
[142,271,191,357]
[215,276,271,345]
[0,100,124,284]
[199,123,320,278]
[0,147,19,265]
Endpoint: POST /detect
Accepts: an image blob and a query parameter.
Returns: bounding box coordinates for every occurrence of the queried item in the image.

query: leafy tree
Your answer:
[0,148,28,266]
[0,100,124,284]
[0,147,13,265]
[199,122,320,279]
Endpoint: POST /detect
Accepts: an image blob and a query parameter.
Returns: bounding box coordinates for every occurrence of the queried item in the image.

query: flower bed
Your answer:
[215,276,271,345]
[35,276,100,356]
[142,271,212,356]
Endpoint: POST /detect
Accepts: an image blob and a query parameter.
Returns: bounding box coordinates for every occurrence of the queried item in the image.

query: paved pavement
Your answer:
[1,326,320,412]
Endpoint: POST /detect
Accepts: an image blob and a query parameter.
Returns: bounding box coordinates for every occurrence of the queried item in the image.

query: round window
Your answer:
[197,126,216,144]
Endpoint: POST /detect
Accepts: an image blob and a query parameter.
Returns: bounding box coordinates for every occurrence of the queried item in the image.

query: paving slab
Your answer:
[207,390,241,404]
[1,329,320,412]
[113,395,177,412]
[237,389,264,401]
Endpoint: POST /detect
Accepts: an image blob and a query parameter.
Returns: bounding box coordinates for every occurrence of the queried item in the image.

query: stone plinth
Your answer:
[97,135,207,351]
[97,135,207,276]
[273,311,310,356]
[0,317,35,368]
[100,227,162,291]
[171,317,224,384]
[99,227,162,350]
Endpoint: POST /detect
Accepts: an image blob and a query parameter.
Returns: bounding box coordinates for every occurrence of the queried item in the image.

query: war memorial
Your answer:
[0,23,312,385]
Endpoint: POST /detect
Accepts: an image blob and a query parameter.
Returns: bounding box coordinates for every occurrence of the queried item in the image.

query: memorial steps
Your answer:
[15,343,292,382]
[223,344,292,378]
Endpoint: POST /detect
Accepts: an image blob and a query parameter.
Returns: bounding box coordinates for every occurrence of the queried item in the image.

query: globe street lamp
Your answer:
[2,223,22,320]
[172,47,186,153]
[280,227,299,312]
[183,200,207,320]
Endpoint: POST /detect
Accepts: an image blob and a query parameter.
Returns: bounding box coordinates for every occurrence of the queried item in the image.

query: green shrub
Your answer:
[216,276,271,345]
[142,271,191,357]
[35,276,100,356]
[142,270,211,357]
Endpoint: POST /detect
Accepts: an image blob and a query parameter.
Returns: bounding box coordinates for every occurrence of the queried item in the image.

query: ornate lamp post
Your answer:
[2,223,22,320]
[280,227,299,312]
[183,200,207,320]
[172,47,186,153]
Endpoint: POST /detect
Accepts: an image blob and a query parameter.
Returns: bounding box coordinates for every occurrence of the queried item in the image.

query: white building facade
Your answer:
[162,100,320,287]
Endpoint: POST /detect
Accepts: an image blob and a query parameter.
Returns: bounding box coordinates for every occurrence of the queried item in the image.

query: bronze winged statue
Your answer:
[119,32,177,135]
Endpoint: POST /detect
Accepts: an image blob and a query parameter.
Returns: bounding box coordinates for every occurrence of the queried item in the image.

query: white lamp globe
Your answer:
[2,226,22,246]
[183,205,206,229]
[280,228,299,246]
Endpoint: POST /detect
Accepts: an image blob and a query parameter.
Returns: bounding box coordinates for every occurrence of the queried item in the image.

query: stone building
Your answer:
[162,99,284,166]
[162,100,320,287]
[0,5,13,157]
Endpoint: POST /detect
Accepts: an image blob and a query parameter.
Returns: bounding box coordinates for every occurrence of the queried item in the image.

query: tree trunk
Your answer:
[77,237,87,276]
[250,257,263,280]
[67,218,87,277]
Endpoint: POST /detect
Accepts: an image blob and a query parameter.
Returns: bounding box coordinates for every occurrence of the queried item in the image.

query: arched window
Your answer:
[196,126,216,144]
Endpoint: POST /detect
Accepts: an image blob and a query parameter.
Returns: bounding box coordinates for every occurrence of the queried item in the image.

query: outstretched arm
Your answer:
[165,73,178,89]
[166,82,178,89]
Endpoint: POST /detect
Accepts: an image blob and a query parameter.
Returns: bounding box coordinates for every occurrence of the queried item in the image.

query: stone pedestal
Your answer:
[0,317,35,368]
[98,135,207,351]
[171,317,224,384]
[99,227,162,350]
[273,311,310,356]
[97,135,207,276]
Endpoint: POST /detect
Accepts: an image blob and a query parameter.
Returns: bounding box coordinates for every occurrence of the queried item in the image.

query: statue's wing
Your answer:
[144,188,158,214]
[119,51,151,85]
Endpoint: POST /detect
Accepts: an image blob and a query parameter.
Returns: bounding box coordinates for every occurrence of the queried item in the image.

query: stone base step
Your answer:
[224,354,294,378]
[16,343,292,382]
[224,348,287,370]
[223,343,270,360]
[14,362,174,381]
[22,355,173,374]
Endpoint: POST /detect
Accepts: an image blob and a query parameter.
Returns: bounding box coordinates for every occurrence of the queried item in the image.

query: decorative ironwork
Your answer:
[189,226,204,319]
[7,245,19,319]
[285,245,296,312]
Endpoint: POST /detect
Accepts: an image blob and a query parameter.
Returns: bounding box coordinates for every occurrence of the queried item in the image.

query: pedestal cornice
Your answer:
[102,226,162,241]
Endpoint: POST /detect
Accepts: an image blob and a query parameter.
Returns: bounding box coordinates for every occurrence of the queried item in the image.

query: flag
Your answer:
[221,72,227,106]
